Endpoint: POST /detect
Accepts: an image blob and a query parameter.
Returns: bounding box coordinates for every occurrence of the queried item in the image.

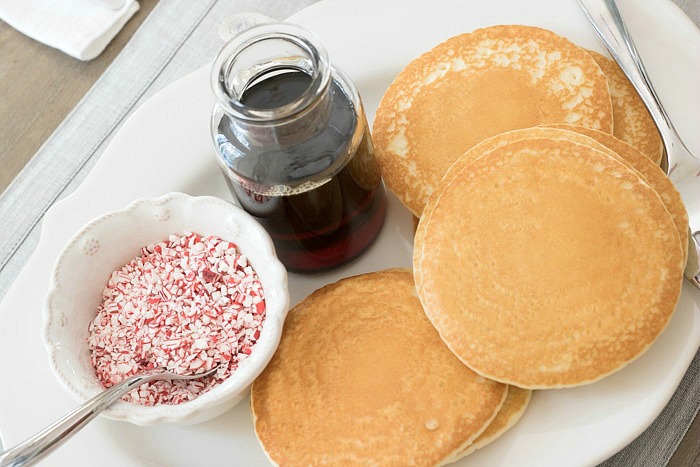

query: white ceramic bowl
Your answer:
[42,192,289,425]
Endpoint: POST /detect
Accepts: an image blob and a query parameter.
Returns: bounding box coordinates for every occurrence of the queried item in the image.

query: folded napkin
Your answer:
[0,0,139,60]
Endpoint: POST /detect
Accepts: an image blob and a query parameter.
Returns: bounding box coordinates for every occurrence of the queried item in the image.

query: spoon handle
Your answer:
[0,374,155,467]
[576,0,699,183]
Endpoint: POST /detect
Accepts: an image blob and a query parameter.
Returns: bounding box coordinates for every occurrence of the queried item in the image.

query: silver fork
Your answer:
[577,0,700,289]
[0,365,220,467]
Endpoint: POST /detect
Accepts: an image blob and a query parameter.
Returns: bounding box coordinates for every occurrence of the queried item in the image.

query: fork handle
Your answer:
[577,0,699,184]
[0,374,155,467]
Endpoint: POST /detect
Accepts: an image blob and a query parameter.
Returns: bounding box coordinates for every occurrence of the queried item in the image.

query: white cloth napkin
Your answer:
[0,0,139,61]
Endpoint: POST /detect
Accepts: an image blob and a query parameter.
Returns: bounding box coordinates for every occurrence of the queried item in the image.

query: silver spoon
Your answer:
[0,365,220,467]
[577,0,700,289]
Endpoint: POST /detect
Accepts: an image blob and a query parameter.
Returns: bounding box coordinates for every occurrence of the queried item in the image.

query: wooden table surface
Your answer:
[0,2,698,466]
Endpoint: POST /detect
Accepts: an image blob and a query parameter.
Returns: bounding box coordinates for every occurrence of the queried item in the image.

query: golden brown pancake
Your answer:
[251,269,507,465]
[373,25,613,216]
[443,126,687,262]
[453,387,532,460]
[414,138,684,389]
[544,124,688,262]
[586,50,663,164]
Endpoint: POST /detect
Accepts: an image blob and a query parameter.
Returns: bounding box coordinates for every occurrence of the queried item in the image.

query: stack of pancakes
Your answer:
[414,127,684,388]
[250,25,686,465]
[252,270,532,465]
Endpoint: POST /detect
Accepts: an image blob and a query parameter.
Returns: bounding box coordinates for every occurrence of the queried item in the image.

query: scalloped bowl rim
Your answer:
[42,192,289,425]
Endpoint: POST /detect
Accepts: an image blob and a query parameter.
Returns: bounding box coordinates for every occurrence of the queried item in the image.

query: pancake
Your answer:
[251,269,507,465]
[373,25,613,216]
[414,138,684,389]
[544,124,688,262]
[453,387,532,460]
[586,50,663,164]
[445,126,688,262]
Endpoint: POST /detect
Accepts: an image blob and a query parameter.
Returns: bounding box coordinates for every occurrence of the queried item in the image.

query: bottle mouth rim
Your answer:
[211,22,331,122]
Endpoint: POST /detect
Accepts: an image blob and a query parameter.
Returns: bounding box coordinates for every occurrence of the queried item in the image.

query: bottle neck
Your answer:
[211,23,332,126]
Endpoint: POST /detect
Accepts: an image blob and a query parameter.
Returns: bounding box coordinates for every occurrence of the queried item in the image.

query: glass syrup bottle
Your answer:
[210,23,387,274]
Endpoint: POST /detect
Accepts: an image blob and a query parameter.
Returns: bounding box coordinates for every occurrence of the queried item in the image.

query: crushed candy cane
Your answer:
[87,232,265,406]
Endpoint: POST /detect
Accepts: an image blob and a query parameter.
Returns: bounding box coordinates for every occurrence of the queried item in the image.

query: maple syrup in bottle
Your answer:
[210,23,386,274]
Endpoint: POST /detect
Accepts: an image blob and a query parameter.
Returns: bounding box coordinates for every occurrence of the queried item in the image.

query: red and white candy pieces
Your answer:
[88,232,266,406]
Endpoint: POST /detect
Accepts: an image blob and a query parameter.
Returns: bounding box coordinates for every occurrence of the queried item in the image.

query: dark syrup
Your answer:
[215,71,387,274]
